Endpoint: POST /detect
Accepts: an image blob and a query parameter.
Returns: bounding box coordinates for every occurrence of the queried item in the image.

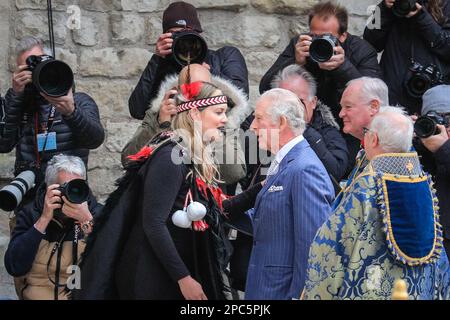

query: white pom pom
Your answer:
[186,201,207,221]
[172,210,191,228]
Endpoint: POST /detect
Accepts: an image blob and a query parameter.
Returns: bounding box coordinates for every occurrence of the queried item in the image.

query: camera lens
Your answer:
[33,60,74,97]
[407,73,432,98]
[172,31,208,66]
[309,38,335,63]
[64,179,89,204]
[414,116,437,138]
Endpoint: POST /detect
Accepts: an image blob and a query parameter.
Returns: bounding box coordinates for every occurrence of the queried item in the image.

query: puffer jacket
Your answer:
[128,46,249,120]
[4,183,103,300]
[0,89,105,187]
[122,74,252,185]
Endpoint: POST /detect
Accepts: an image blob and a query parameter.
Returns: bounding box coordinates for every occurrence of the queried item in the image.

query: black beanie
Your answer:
[162,1,203,33]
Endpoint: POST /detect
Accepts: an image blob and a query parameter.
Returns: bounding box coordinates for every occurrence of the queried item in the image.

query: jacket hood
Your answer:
[314,100,340,130]
[149,74,252,129]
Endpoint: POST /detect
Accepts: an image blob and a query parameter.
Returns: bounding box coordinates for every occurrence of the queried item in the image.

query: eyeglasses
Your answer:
[362,127,372,136]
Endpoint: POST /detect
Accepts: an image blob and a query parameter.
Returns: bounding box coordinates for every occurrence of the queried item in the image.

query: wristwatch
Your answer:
[81,219,94,234]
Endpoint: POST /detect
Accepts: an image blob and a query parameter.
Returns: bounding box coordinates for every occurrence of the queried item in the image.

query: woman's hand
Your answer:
[178,276,208,300]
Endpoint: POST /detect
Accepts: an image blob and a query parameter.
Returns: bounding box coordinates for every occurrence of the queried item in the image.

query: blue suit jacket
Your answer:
[245,139,334,300]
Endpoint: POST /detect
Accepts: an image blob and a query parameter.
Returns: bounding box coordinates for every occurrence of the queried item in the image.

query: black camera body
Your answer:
[26,54,74,97]
[171,30,208,66]
[53,179,90,224]
[309,33,339,63]
[404,61,444,99]
[392,0,419,17]
[414,111,450,138]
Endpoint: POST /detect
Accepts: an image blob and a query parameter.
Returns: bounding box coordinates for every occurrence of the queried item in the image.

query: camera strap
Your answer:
[33,105,56,167]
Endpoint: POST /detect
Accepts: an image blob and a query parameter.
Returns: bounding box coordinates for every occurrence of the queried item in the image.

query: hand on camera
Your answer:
[41,88,75,116]
[406,3,422,18]
[319,45,345,71]
[295,35,312,66]
[12,65,32,94]
[156,33,174,58]
[61,196,92,224]
[158,89,178,123]
[42,184,62,221]
[421,124,449,153]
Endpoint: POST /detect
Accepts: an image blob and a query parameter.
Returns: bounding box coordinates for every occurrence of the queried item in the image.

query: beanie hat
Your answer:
[421,85,450,115]
[162,2,202,33]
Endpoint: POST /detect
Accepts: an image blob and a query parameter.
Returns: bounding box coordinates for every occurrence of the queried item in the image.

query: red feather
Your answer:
[181,81,202,101]
[127,145,154,162]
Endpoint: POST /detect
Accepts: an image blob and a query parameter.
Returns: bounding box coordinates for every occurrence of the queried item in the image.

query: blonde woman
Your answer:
[109,81,231,300]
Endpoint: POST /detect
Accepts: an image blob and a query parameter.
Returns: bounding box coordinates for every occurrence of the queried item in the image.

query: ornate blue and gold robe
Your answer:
[303,153,450,300]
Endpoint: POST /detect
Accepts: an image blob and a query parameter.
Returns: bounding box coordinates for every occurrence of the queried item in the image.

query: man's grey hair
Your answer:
[15,36,50,57]
[260,88,306,135]
[45,154,86,185]
[369,106,413,153]
[271,64,317,101]
[346,76,389,106]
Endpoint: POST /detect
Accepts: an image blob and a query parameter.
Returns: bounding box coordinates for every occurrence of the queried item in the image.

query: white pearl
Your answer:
[186,201,207,221]
[172,210,191,228]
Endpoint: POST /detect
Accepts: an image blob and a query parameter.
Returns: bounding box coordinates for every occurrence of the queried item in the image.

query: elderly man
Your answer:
[335,76,389,207]
[303,108,450,300]
[5,154,102,300]
[272,64,349,188]
[244,88,334,300]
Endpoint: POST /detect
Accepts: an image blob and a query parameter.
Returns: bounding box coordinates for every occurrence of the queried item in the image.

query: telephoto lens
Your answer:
[309,34,339,63]
[172,30,208,66]
[413,112,448,138]
[26,55,74,97]
[0,170,36,212]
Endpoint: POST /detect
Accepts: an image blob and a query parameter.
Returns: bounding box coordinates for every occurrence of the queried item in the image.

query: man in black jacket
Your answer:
[414,85,450,260]
[364,0,450,115]
[128,1,249,120]
[259,1,380,171]
[0,36,104,208]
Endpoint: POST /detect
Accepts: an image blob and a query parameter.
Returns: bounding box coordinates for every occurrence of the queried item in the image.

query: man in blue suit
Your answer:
[245,88,334,300]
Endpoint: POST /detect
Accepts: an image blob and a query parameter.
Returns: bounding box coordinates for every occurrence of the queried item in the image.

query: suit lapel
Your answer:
[253,140,309,216]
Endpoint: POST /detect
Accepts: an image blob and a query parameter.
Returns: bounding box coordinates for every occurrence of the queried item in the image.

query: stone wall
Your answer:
[0,0,379,200]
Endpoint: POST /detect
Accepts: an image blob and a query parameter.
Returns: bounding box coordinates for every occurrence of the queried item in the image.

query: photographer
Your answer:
[414,85,450,260]
[259,1,381,171]
[364,0,450,115]
[128,1,249,120]
[0,36,104,207]
[4,154,102,300]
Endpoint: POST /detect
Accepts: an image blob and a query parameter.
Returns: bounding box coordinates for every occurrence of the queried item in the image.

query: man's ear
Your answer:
[279,116,288,131]
[369,100,380,115]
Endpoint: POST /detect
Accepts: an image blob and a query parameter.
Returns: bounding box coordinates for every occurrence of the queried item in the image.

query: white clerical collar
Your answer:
[274,135,304,166]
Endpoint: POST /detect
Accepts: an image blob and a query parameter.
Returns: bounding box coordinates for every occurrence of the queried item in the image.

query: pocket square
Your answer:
[268,185,283,192]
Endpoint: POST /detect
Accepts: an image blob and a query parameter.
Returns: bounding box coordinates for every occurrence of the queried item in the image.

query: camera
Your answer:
[58,179,90,204]
[392,0,419,17]
[0,170,36,211]
[26,55,74,97]
[308,33,339,63]
[171,30,208,66]
[404,61,444,99]
[53,179,90,223]
[414,111,450,138]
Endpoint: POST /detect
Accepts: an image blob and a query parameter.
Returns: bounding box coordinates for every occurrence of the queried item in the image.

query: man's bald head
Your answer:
[179,63,211,85]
